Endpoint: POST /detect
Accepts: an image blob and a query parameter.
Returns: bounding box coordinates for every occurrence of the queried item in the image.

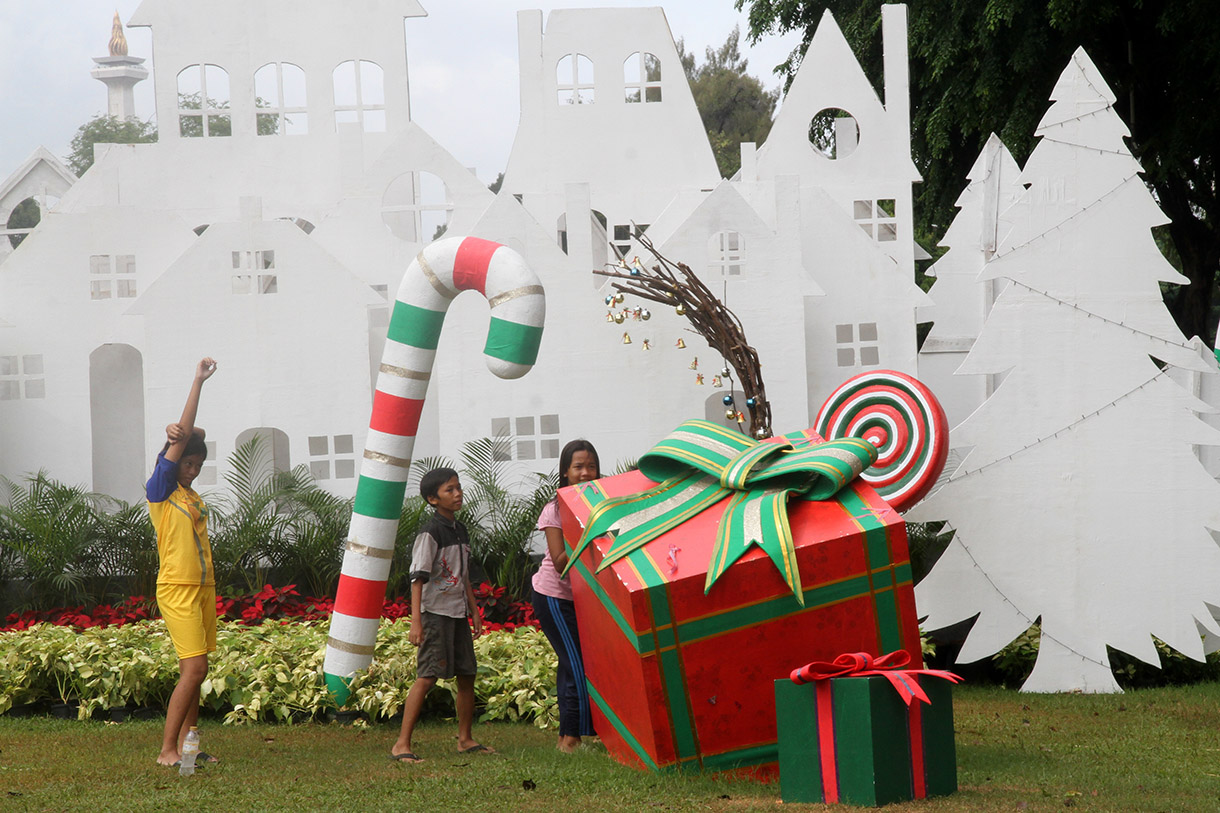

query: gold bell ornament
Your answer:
[675,338,686,349]
[711,376,722,388]
[641,339,651,351]
[689,357,699,370]
[622,332,632,345]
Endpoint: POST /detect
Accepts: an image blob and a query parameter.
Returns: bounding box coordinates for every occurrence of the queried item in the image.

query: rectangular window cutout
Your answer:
[860,346,880,366]
[858,323,878,342]
[310,461,330,480]
[308,436,329,455]
[837,348,855,367]
[517,440,536,460]
[835,324,854,343]
[334,459,356,479]
[491,417,510,437]
[516,416,535,436]
[334,435,354,455]
[540,438,560,459]
[539,414,560,435]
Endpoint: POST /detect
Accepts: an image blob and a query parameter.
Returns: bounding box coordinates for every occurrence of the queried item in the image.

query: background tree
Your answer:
[736,0,1220,345]
[65,115,157,177]
[677,27,779,178]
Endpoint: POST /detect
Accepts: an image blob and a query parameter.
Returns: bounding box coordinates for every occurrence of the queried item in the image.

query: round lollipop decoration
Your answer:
[814,370,948,513]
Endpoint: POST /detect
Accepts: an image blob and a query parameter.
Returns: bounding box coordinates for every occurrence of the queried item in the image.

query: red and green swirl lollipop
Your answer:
[814,370,948,512]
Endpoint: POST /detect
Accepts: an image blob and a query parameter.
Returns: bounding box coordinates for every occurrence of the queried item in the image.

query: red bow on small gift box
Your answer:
[790,650,962,704]
[788,651,962,804]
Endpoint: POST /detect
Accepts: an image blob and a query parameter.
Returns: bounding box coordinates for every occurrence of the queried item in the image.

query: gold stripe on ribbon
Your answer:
[487,284,545,309]
[668,429,741,461]
[326,636,376,656]
[417,252,457,300]
[815,441,875,476]
[379,362,431,381]
[363,449,411,468]
[344,540,395,559]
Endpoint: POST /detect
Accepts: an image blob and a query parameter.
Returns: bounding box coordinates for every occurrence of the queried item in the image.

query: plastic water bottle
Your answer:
[179,727,200,776]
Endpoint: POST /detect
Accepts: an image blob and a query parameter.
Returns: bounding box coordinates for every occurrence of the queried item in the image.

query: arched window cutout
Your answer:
[234,427,291,487]
[4,196,45,249]
[178,64,231,138]
[254,62,308,135]
[381,171,452,242]
[708,231,745,276]
[333,60,386,132]
[808,108,859,160]
[624,52,662,103]
[557,54,595,105]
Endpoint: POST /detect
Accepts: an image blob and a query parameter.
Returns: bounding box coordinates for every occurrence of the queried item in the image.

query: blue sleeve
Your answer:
[146,453,178,503]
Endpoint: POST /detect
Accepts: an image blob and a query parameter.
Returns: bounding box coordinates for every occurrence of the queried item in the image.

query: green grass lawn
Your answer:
[1,683,1218,812]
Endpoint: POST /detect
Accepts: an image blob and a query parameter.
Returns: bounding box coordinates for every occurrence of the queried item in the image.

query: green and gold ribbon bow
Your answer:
[561,420,879,604]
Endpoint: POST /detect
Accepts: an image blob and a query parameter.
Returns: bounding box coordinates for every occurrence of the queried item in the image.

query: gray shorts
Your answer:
[416,611,477,679]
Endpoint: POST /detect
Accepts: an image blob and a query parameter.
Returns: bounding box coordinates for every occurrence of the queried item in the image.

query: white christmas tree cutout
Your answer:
[909,48,1220,693]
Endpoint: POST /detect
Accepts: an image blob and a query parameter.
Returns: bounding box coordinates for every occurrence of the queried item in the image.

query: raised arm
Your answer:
[165,358,216,463]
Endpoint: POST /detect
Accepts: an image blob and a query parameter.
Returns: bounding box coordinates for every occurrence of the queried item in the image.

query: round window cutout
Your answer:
[808,108,859,160]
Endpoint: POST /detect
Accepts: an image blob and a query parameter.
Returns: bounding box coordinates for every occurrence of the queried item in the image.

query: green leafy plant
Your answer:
[0,473,110,610]
[455,438,556,599]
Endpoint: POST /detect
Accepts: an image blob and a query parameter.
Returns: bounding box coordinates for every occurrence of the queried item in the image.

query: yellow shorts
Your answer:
[157,583,217,659]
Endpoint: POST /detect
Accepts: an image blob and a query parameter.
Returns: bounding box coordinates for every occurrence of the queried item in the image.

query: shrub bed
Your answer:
[0,618,557,727]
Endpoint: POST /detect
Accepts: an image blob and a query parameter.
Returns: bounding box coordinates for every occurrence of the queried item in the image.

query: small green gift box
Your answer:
[774,652,960,806]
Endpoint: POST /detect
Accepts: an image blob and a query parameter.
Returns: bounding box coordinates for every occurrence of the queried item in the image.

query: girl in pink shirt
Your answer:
[531,439,600,751]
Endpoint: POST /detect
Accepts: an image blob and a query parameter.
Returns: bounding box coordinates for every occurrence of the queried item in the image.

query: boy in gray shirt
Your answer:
[390,467,493,762]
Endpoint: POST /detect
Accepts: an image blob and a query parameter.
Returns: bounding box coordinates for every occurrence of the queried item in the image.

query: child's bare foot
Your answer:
[156,751,180,767]
[557,735,582,753]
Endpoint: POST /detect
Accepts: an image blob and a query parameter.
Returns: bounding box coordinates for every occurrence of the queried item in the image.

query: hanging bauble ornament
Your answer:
[746,397,757,409]
[642,339,651,350]
[721,366,731,378]
[722,394,734,406]
[695,374,705,385]
[675,338,686,349]
[725,409,737,421]
[614,312,626,324]
[622,332,632,345]
[629,264,642,277]
[689,357,699,370]
[711,376,722,388]
[604,294,615,306]
[613,293,626,305]
[675,304,686,316]
[641,309,651,321]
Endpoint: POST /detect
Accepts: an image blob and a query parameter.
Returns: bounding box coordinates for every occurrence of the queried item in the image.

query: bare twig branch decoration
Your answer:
[594,231,773,439]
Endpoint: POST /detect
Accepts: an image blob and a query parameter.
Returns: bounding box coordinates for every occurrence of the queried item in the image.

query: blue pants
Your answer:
[533,593,595,738]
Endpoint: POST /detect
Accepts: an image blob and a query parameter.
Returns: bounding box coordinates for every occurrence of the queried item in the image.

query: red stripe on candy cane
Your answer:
[334,573,389,618]
[452,237,501,294]
[369,391,424,437]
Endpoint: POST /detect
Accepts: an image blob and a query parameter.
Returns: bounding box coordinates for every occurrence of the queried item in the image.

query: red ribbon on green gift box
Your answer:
[791,651,962,803]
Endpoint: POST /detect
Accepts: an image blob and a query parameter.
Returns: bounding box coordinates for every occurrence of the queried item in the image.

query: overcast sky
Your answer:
[0,1,803,186]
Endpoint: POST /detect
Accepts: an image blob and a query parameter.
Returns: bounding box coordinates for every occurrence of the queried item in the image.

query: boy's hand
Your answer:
[166,423,186,442]
[196,358,218,382]
[408,616,424,647]
[471,610,483,639]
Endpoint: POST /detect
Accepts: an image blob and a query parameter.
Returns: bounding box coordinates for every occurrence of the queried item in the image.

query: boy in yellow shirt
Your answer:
[147,358,218,767]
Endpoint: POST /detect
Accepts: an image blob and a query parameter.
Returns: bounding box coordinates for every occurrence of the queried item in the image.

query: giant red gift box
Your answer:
[556,429,923,774]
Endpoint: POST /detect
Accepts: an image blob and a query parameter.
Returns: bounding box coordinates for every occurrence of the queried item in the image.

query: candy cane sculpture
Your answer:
[323,236,545,704]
